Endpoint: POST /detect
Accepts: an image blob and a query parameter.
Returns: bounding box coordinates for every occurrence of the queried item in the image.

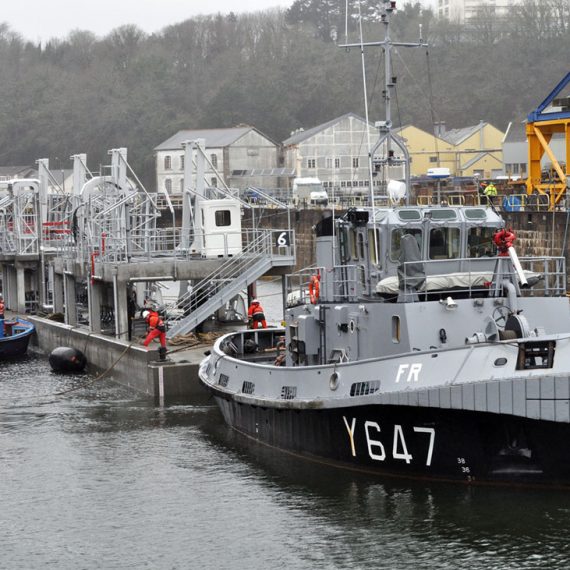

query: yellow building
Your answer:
[395,125,455,176]
[397,122,505,178]
[442,121,504,178]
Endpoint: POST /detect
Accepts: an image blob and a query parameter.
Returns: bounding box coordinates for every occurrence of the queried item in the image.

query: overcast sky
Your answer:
[3,0,294,42]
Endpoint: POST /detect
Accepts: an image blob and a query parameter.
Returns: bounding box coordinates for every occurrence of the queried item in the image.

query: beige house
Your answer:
[440,121,504,177]
[154,127,279,193]
[395,126,455,176]
[397,122,504,178]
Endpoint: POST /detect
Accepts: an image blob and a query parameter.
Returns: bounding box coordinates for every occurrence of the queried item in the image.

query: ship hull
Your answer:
[211,393,570,488]
[0,321,34,359]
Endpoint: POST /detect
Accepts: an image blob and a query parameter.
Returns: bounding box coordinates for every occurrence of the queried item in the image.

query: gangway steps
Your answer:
[166,255,278,337]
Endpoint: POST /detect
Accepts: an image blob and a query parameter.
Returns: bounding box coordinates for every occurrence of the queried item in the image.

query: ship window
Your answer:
[430,209,457,220]
[350,229,357,259]
[465,208,487,220]
[215,210,231,227]
[340,227,351,262]
[468,226,495,258]
[357,232,365,259]
[241,381,255,394]
[368,228,381,267]
[398,210,421,221]
[392,315,400,343]
[390,228,422,262]
[429,227,460,259]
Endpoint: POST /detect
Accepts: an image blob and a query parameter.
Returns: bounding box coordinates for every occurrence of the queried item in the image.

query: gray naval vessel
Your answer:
[199,1,570,487]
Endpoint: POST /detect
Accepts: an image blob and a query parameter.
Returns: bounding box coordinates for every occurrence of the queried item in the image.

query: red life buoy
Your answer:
[309,274,320,304]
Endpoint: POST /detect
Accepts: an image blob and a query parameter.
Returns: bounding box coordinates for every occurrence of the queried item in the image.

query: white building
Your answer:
[154,127,279,193]
[282,113,404,195]
[438,0,524,22]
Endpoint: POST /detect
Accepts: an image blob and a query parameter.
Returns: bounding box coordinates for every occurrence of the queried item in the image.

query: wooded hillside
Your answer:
[0,0,567,185]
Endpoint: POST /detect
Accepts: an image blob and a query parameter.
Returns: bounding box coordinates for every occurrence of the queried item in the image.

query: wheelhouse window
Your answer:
[390,228,422,262]
[468,227,496,257]
[368,228,381,267]
[429,227,460,259]
[215,210,231,227]
[357,232,365,259]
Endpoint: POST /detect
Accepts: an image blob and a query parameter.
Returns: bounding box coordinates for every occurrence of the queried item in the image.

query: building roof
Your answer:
[503,120,527,144]
[0,165,36,178]
[154,127,266,151]
[283,112,370,145]
[439,123,486,146]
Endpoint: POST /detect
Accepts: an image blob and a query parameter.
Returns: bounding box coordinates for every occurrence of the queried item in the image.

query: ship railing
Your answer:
[415,193,551,212]
[89,227,293,263]
[397,255,566,301]
[285,266,320,307]
[285,264,360,305]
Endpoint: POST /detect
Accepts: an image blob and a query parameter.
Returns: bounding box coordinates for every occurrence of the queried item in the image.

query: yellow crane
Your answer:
[526,72,570,209]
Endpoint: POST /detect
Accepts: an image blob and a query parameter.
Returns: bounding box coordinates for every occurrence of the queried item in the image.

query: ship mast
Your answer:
[339,0,427,205]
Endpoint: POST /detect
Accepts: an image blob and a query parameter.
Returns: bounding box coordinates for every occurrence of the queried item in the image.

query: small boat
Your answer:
[0,318,35,359]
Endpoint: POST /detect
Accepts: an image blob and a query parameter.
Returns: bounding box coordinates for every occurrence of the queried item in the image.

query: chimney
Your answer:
[434,121,446,137]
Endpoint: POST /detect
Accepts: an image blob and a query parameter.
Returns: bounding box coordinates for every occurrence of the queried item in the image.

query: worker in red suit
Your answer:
[247,299,267,329]
[142,309,167,360]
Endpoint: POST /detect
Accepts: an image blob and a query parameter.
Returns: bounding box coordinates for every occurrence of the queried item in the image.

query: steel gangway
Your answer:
[165,229,295,337]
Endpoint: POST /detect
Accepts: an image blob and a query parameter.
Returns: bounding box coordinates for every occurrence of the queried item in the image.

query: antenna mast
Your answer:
[339,0,427,205]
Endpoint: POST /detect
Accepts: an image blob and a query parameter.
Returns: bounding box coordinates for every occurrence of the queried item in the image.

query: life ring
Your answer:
[309,274,320,304]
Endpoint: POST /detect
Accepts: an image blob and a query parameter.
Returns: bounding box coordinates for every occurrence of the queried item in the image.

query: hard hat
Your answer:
[252,299,259,304]
[142,310,150,319]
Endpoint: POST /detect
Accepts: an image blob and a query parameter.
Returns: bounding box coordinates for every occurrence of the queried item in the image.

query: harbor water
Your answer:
[2,282,570,569]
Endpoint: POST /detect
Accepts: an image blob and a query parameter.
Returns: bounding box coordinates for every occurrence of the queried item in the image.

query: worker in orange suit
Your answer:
[247,299,267,329]
[142,309,167,360]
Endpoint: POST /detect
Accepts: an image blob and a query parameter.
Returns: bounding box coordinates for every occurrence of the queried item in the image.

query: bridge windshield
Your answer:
[390,228,422,261]
[467,227,496,257]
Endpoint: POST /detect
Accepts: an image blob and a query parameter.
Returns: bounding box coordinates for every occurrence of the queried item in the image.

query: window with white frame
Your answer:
[352,157,359,168]
[164,155,172,170]
[211,177,217,187]
[211,154,218,168]
[334,158,340,168]
[308,158,316,169]
[180,155,185,170]
[326,157,333,169]
[165,178,172,193]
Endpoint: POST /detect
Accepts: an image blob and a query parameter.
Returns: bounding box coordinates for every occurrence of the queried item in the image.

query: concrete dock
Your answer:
[28,315,213,405]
